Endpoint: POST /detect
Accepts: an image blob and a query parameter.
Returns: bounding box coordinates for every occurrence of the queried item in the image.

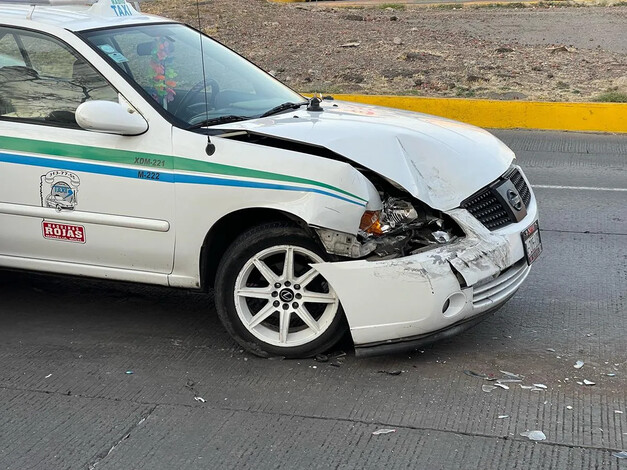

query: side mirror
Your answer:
[76,100,148,136]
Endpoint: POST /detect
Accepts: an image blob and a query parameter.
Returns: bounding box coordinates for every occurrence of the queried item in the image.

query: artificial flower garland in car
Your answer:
[148,38,177,108]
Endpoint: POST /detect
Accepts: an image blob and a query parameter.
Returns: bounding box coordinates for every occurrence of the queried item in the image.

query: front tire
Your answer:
[214,223,346,358]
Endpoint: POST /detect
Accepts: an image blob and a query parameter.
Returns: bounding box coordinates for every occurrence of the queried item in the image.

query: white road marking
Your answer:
[532,185,627,192]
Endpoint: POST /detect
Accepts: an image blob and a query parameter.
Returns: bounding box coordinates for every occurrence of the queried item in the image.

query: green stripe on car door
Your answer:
[0,135,367,203]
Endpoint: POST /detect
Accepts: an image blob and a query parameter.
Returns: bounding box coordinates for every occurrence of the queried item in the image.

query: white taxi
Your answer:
[0,0,541,357]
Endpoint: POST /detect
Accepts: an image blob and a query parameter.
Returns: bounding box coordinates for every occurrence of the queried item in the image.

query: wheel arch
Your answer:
[200,208,309,290]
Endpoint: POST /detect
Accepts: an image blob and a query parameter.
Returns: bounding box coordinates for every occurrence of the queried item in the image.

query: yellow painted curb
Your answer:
[326,95,627,133]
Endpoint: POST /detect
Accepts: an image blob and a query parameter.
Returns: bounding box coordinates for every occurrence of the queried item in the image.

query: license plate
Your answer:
[521,220,542,265]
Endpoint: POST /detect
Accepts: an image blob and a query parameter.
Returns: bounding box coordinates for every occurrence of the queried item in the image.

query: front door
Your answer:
[0,26,174,275]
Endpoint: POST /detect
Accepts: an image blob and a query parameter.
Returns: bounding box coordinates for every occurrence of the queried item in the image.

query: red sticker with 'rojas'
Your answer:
[42,221,85,243]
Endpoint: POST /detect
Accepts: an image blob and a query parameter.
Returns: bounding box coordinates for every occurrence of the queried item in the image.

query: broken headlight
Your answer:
[359,196,461,258]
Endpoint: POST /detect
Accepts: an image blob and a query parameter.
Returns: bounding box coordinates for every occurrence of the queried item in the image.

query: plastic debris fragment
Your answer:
[615,410,624,414]
[612,451,627,459]
[520,385,534,390]
[125,370,133,375]
[497,415,509,419]
[372,429,396,435]
[607,373,616,377]
[497,379,522,384]
[45,374,52,379]
[566,406,573,410]
[194,396,206,403]
[500,371,523,379]
[464,370,487,379]
[494,383,510,390]
[378,370,402,376]
[482,385,497,393]
[521,430,546,441]
[583,379,596,386]
[533,384,548,389]
[574,360,584,369]
[546,348,556,352]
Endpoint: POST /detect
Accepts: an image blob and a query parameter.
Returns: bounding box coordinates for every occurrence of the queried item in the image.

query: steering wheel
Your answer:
[173,78,220,120]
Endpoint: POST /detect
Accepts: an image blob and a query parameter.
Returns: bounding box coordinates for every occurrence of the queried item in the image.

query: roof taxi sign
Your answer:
[89,0,138,17]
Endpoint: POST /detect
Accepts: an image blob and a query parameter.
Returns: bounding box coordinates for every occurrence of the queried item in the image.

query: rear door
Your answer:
[0,25,175,276]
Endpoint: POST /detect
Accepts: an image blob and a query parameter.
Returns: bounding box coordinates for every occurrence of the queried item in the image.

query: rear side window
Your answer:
[0,26,118,127]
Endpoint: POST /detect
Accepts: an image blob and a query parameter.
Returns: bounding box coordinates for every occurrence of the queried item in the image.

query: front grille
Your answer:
[461,166,532,231]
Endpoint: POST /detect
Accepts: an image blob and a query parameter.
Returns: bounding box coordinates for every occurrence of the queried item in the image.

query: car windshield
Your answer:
[81,23,306,128]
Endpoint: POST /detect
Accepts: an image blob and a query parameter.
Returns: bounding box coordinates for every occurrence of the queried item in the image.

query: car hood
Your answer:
[220,101,515,211]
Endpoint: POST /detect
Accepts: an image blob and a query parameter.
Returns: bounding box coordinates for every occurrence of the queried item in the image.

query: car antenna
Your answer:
[195,0,215,156]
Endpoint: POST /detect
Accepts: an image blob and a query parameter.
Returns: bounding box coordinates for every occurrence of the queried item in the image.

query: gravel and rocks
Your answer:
[144,0,627,102]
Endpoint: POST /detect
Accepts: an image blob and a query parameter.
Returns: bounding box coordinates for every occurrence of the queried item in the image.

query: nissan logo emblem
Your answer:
[507,189,523,211]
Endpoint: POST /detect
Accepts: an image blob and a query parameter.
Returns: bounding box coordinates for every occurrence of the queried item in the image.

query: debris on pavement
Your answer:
[583,379,596,386]
[482,384,497,393]
[194,396,206,403]
[612,451,627,459]
[378,370,402,376]
[125,370,133,375]
[340,42,360,48]
[607,373,617,377]
[533,384,548,389]
[497,415,509,419]
[493,383,509,390]
[520,385,534,390]
[464,370,488,379]
[615,410,624,414]
[500,371,524,380]
[44,374,52,379]
[574,360,584,369]
[566,406,573,410]
[546,348,556,352]
[521,430,547,441]
[372,429,396,435]
[315,354,329,363]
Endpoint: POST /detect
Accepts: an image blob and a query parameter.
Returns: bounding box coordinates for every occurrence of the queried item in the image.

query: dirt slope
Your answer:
[144,0,627,102]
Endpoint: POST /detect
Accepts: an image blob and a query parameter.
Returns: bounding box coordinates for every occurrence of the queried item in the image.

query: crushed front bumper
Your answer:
[312,195,538,356]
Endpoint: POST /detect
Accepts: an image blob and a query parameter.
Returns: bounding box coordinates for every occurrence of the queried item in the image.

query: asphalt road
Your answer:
[0,130,626,470]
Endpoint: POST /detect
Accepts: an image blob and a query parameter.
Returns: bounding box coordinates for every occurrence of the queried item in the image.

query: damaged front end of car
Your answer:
[310,164,539,357]
[316,173,464,261]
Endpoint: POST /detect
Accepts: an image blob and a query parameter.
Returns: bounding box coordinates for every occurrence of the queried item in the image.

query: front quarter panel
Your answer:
[169,128,376,287]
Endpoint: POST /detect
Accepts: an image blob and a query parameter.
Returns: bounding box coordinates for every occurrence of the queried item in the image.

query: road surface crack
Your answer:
[86,404,157,470]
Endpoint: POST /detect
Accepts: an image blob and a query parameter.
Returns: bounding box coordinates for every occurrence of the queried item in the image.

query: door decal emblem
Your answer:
[42,221,86,244]
[40,170,80,210]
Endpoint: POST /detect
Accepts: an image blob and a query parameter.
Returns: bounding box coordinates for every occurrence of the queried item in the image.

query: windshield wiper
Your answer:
[187,115,248,130]
[259,101,308,118]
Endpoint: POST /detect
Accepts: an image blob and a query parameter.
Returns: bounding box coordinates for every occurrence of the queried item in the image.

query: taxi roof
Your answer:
[0,0,169,31]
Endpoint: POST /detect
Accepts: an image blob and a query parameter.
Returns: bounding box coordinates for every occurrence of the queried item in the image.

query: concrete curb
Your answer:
[323,94,627,133]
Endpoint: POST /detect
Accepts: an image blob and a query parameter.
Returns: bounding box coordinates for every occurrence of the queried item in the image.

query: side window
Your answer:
[0,26,118,127]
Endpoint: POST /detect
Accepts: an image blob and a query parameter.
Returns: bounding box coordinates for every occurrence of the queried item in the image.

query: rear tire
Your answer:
[214,222,347,358]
